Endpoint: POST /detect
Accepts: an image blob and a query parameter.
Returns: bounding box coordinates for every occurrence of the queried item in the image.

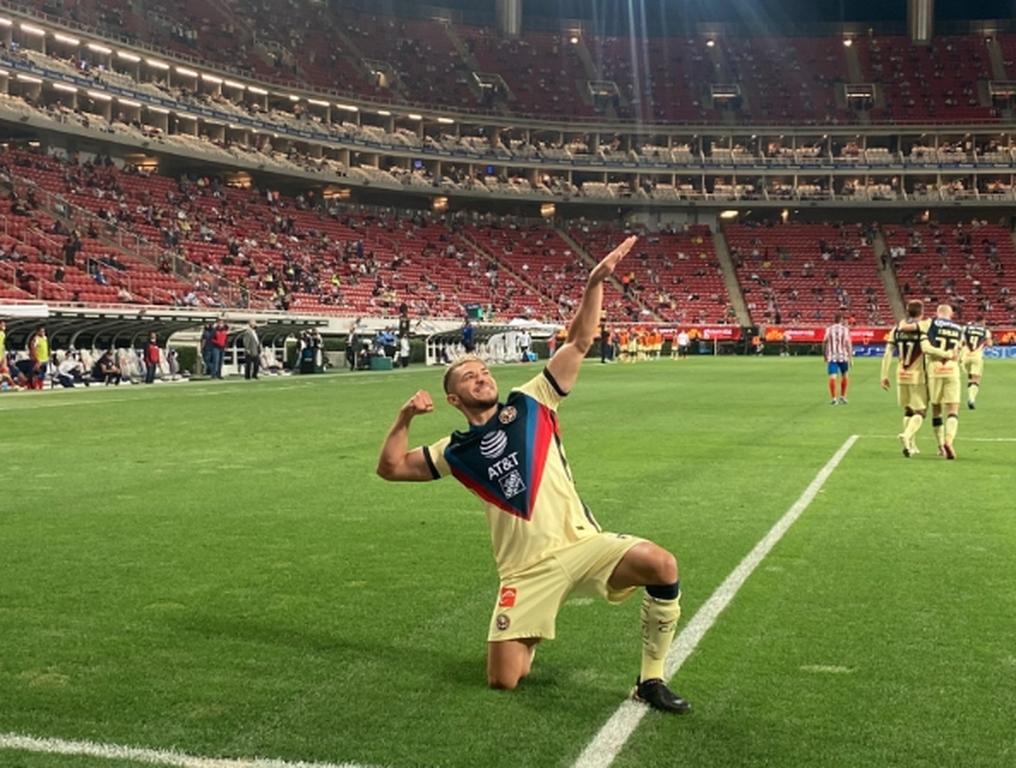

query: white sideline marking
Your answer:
[0,732,385,768]
[859,434,1016,442]
[572,435,859,768]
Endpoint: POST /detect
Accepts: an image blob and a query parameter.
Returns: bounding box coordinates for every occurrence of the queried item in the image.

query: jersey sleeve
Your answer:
[513,368,568,411]
[880,331,896,380]
[422,435,452,479]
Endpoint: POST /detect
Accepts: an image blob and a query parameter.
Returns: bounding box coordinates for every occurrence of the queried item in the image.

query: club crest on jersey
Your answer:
[479,429,509,459]
[495,613,511,631]
[498,469,527,499]
[498,406,518,425]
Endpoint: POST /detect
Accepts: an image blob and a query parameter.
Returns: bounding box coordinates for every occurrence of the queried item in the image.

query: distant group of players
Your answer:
[880,301,991,460]
[600,326,694,363]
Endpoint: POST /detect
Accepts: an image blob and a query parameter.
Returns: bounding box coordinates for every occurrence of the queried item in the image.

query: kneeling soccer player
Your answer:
[377,236,690,714]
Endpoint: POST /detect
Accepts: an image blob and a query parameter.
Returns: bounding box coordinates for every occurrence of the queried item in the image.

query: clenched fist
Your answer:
[400,390,434,419]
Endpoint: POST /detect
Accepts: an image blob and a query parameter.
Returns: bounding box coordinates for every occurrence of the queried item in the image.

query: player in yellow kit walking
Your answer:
[881,300,930,458]
[377,236,690,714]
[919,304,964,459]
[960,316,992,410]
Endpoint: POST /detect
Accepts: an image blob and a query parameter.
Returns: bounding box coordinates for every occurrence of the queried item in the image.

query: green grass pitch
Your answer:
[1,357,1014,768]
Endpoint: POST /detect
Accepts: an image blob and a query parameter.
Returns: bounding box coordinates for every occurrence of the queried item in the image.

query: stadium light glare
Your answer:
[377,109,391,116]
[248,86,268,95]
[146,58,170,70]
[20,23,45,36]
[437,116,455,124]
[223,79,245,89]
[148,106,169,113]
[288,94,300,102]
[52,83,78,93]
[335,103,359,112]
[118,98,141,107]
[0,18,12,27]
[86,89,112,101]
[569,36,579,45]
[201,74,223,84]
[176,67,199,77]
[16,74,43,83]
[53,33,80,46]
[307,98,330,107]
[87,42,112,54]
[705,39,716,48]
[719,210,739,220]
[407,113,423,120]
[843,38,853,47]
[116,50,141,62]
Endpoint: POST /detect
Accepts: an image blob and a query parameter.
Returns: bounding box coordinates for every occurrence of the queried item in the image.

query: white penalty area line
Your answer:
[0,732,385,768]
[572,434,860,768]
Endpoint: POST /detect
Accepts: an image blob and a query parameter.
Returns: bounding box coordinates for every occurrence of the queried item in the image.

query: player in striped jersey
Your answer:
[881,301,929,457]
[823,313,853,404]
[377,236,691,714]
[961,317,992,410]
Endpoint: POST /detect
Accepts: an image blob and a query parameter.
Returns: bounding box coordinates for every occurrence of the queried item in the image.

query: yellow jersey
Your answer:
[424,370,600,579]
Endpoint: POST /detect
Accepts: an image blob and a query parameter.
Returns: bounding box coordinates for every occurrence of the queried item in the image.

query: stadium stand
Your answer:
[884,222,1016,325]
[725,222,892,326]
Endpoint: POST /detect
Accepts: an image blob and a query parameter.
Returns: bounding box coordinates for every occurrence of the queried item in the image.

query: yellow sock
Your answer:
[903,413,924,443]
[945,415,959,445]
[934,424,944,447]
[968,384,979,404]
[640,593,681,681]
[902,416,910,434]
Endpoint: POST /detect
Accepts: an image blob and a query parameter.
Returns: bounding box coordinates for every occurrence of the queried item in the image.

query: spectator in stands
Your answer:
[242,321,262,380]
[28,325,49,390]
[143,333,160,384]
[94,350,122,385]
[63,230,82,266]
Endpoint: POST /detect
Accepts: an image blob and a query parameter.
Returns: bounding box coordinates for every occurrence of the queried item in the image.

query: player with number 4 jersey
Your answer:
[961,318,992,410]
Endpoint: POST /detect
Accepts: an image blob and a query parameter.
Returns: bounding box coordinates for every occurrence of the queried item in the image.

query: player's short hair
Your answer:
[443,354,486,393]
[936,304,953,318]
[833,312,844,323]
[906,300,924,318]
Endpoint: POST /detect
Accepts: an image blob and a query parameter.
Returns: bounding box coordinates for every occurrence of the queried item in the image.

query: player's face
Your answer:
[449,361,499,409]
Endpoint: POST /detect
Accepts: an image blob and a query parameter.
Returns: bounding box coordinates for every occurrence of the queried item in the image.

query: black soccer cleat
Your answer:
[967,400,976,410]
[633,677,691,715]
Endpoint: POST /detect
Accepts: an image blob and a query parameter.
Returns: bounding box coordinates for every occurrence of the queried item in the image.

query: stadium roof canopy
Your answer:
[365,0,1016,32]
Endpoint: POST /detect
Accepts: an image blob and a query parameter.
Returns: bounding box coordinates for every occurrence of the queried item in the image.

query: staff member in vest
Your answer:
[28,324,49,390]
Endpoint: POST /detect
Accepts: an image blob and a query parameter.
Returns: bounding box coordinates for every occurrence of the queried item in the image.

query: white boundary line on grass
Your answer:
[0,732,385,768]
[858,434,1016,442]
[571,434,860,768]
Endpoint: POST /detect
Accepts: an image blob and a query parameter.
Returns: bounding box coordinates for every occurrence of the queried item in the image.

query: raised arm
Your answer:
[547,235,637,394]
[376,390,438,482]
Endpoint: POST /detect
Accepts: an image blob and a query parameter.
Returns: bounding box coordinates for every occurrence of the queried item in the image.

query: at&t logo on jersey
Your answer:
[479,429,509,459]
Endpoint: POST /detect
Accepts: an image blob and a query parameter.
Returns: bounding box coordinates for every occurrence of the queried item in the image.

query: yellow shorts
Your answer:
[487,533,645,642]
[897,381,928,412]
[963,358,984,379]
[929,376,962,405]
